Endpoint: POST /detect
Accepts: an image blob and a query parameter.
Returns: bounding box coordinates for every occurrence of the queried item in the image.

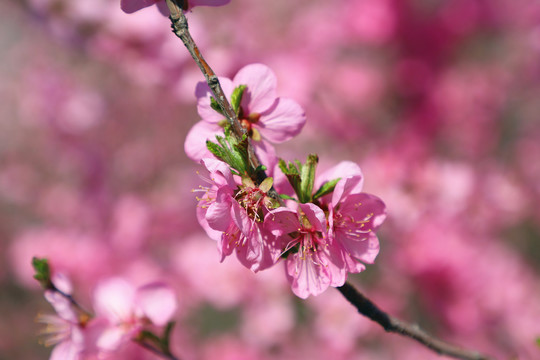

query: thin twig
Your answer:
[165,0,281,197]
[337,282,495,360]
[163,2,493,359]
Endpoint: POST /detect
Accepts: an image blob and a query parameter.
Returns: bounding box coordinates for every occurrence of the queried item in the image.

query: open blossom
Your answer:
[265,162,387,299]
[266,203,346,299]
[121,0,231,15]
[93,278,177,354]
[319,161,386,273]
[184,63,306,163]
[38,291,86,360]
[195,158,281,272]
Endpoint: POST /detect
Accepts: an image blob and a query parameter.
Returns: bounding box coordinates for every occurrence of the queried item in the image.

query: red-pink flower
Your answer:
[38,292,86,360]
[93,278,177,354]
[195,158,281,272]
[319,161,386,273]
[265,203,346,299]
[38,275,100,360]
[184,63,306,163]
[121,0,231,15]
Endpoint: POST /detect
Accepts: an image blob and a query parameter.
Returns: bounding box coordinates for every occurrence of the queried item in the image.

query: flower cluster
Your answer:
[36,267,177,360]
[189,64,386,298]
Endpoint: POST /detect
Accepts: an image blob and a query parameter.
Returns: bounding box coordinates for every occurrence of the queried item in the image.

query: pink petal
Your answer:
[201,158,236,187]
[94,278,135,323]
[50,338,82,360]
[96,327,128,352]
[196,197,223,241]
[206,189,233,232]
[331,175,364,206]
[341,233,380,264]
[190,0,231,7]
[299,203,327,233]
[316,161,363,190]
[257,98,306,143]
[286,255,331,299]
[44,291,77,322]
[184,121,222,162]
[135,282,177,326]
[120,0,160,14]
[234,64,277,114]
[51,273,73,295]
[265,207,300,235]
[252,140,277,175]
[196,78,234,123]
[156,0,170,15]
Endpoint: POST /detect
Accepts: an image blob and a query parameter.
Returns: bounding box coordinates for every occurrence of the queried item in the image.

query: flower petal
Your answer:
[136,282,177,326]
[120,0,159,14]
[331,175,364,206]
[206,188,233,232]
[184,121,222,162]
[257,97,306,143]
[190,0,231,7]
[286,255,331,299]
[94,278,135,323]
[316,161,363,190]
[50,337,82,360]
[265,208,300,235]
[299,203,327,233]
[234,64,277,114]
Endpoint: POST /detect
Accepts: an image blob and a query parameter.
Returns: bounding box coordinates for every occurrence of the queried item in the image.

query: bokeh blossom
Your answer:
[93,278,177,354]
[37,292,86,360]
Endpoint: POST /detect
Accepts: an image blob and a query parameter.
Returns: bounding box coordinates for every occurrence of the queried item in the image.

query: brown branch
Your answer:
[164,0,281,199]
[337,282,495,360]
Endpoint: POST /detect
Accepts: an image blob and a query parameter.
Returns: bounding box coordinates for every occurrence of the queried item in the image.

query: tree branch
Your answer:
[337,282,495,360]
[163,3,494,359]
[164,0,281,198]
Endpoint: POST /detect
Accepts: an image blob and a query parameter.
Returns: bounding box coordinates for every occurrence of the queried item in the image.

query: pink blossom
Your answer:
[121,0,231,15]
[266,203,345,299]
[93,278,177,353]
[38,292,85,360]
[319,161,386,273]
[184,63,306,162]
[195,158,281,272]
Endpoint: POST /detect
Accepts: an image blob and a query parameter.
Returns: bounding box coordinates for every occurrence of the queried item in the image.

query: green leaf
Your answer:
[206,131,251,176]
[313,177,341,200]
[210,96,224,115]
[299,154,318,203]
[32,257,52,289]
[206,139,227,162]
[230,85,247,116]
[279,194,298,201]
[536,338,540,347]
[278,159,302,200]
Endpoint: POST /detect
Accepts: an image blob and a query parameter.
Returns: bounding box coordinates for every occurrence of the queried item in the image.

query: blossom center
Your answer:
[236,185,267,222]
[238,107,261,135]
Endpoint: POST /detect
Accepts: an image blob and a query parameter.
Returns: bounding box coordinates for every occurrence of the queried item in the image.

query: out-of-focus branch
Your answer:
[337,282,495,360]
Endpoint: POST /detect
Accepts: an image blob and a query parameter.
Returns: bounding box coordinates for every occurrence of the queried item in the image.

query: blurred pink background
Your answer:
[1,0,540,359]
